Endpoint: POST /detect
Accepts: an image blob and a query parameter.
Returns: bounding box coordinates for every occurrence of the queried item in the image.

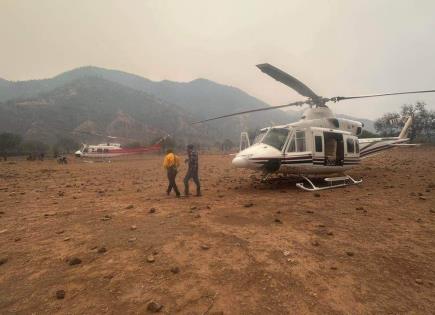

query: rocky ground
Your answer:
[0,147,434,314]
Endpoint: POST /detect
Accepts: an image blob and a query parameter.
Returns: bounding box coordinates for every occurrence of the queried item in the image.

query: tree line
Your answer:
[0,135,79,160]
[374,102,435,142]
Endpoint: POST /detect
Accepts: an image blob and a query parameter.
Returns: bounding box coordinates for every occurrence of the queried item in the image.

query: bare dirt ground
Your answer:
[0,147,434,314]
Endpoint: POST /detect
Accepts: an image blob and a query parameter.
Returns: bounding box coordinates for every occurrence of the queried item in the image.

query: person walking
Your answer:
[183,144,201,196]
[163,149,180,197]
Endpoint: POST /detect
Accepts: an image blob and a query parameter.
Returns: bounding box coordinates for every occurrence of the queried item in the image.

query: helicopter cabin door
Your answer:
[323,131,344,166]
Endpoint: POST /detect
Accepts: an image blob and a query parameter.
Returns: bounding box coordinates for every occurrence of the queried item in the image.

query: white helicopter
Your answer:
[195,63,435,191]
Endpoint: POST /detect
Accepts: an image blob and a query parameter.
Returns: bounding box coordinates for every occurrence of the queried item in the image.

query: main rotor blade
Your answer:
[257,63,319,99]
[331,89,435,102]
[192,100,308,124]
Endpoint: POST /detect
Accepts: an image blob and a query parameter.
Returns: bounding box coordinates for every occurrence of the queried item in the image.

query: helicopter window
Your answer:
[355,140,360,153]
[97,148,103,153]
[262,128,289,150]
[83,148,88,153]
[356,127,362,135]
[296,131,306,152]
[346,138,355,153]
[315,136,323,152]
[287,136,295,152]
[253,130,268,144]
[103,149,109,153]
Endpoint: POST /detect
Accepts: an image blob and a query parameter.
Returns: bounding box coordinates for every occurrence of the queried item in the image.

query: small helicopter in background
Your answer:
[73,132,164,158]
[195,63,435,191]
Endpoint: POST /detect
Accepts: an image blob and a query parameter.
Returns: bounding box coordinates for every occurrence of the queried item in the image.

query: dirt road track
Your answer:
[0,147,434,314]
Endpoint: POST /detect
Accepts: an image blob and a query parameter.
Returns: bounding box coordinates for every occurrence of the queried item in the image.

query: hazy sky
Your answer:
[1,0,434,119]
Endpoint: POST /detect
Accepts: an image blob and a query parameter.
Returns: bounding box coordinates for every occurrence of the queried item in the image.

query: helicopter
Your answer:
[194,63,435,191]
[73,131,164,158]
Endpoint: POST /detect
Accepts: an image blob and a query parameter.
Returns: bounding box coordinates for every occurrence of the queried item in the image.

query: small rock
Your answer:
[274,218,283,224]
[327,231,334,236]
[346,251,354,257]
[149,208,156,213]
[330,266,337,270]
[306,210,314,214]
[415,278,423,285]
[314,193,320,197]
[126,204,134,209]
[244,202,254,208]
[170,266,180,274]
[97,247,107,253]
[128,237,137,242]
[68,257,82,266]
[356,207,364,210]
[317,224,325,228]
[55,290,65,299]
[55,230,65,234]
[147,301,163,312]
[14,237,21,242]
[190,206,197,210]
[130,225,137,230]
[63,237,71,241]
[0,257,8,265]
[194,214,201,218]
[147,255,155,263]
[311,240,320,247]
[430,209,435,214]
[101,215,112,221]
[0,229,8,234]
[419,196,427,201]
[200,244,210,250]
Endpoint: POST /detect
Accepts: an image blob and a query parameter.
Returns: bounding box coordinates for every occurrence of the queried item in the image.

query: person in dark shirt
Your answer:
[183,144,201,196]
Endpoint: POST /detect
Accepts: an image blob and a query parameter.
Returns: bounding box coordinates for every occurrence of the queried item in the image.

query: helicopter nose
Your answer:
[232,156,249,168]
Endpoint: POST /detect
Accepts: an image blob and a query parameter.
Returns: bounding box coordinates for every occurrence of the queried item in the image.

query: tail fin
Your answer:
[399,116,413,139]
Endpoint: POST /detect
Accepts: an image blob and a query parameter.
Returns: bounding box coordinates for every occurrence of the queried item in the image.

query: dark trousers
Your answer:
[184,168,200,195]
[167,167,180,196]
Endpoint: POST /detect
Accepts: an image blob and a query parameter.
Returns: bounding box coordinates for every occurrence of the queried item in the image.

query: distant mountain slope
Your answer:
[0,77,213,145]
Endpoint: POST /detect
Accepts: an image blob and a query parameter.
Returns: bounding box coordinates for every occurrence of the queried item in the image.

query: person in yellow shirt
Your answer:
[163,149,180,197]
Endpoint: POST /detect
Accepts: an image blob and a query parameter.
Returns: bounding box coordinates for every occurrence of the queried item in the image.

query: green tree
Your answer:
[53,137,80,154]
[222,139,234,151]
[358,129,379,138]
[374,102,435,141]
[0,133,22,160]
[21,140,49,154]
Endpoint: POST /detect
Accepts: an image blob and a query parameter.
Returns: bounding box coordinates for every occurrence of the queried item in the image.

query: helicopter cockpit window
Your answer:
[253,130,268,144]
[262,128,289,150]
[286,130,306,152]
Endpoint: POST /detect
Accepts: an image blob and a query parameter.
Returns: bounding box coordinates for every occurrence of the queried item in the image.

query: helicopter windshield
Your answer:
[262,128,289,150]
[253,130,268,144]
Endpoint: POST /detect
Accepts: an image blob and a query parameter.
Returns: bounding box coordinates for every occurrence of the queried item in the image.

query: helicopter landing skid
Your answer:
[296,175,362,191]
